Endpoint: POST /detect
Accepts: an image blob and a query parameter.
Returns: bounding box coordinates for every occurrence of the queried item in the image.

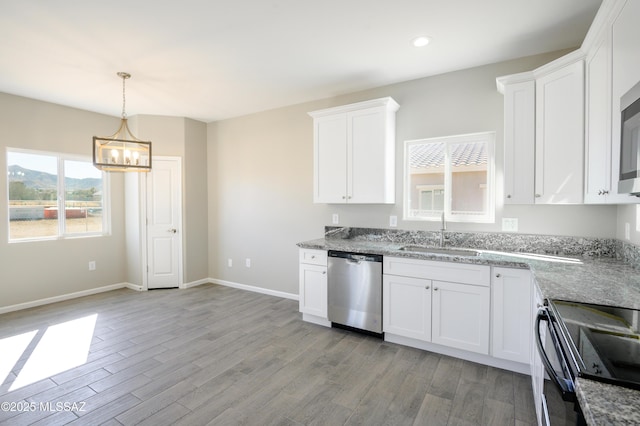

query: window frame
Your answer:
[7,147,111,243]
[403,131,496,224]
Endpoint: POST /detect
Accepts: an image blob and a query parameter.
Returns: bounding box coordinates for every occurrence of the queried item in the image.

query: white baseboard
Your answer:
[209,278,298,301]
[183,278,210,289]
[0,283,129,315]
[124,282,144,292]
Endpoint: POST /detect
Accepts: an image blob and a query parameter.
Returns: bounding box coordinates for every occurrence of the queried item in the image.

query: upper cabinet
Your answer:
[534,57,585,204]
[499,77,535,204]
[498,0,640,206]
[308,97,399,204]
[497,53,585,205]
[610,0,640,203]
[584,0,637,203]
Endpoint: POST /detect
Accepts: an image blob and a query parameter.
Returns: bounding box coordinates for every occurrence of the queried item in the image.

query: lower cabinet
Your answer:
[383,274,432,341]
[432,280,490,354]
[383,257,491,356]
[491,267,533,363]
[298,249,330,326]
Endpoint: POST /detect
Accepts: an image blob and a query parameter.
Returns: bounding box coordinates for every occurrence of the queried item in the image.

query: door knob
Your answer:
[495,273,501,278]
[168,228,177,233]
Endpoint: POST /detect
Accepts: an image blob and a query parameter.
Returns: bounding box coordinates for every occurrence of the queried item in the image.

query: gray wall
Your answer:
[0,95,208,309]
[207,50,618,296]
[0,92,126,307]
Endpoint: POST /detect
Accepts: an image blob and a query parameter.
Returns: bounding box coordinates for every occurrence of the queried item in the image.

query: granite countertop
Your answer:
[297,227,640,426]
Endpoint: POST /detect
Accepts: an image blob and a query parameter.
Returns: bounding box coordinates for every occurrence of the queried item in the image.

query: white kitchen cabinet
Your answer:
[308,97,399,204]
[383,256,490,355]
[497,53,584,205]
[584,2,637,204]
[491,267,532,363]
[383,274,431,341]
[432,280,490,354]
[611,0,640,203]
[498,76,536,204]
[534,57,585,204]
[298,249,330,326]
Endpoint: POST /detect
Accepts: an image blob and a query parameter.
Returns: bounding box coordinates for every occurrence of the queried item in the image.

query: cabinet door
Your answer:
[348,107,394,203]
[299,263,328,319]
[432,281,490,354]
[504,80,535,204]
[314,114,347,203]
[611,0,640,203]
[491,267,532,363]
[383,274,431,341]
[535,60,585,204]
[585,30,612,204]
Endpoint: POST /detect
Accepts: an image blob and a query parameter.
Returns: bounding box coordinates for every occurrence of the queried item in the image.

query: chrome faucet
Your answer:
[439,212,446,247]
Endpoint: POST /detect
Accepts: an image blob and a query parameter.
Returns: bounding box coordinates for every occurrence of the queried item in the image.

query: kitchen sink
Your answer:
[398,246,480,257]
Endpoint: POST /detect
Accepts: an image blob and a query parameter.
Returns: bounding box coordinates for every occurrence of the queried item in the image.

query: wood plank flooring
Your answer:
[0,284,574,425]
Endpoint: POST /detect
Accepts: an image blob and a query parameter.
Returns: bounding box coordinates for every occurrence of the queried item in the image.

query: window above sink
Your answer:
[403,131,495,223]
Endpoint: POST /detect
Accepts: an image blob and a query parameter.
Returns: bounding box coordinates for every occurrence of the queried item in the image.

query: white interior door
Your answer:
[146,157,182,289]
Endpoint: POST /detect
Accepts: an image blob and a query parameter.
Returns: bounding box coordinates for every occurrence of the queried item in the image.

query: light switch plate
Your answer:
[332,213,339,225]
[502,218,518,232]
[389,215,397,227]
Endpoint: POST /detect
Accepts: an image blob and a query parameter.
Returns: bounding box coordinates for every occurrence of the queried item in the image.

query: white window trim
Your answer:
[403,131,496,223]
[7,147,111,243]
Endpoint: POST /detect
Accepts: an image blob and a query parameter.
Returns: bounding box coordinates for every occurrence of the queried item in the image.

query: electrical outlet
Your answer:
[332,213,339,225]
[502,218,518,232]
[88,261,96,271]
[228,258,233,268]
[389,215,397,227]
[245,258,251,268]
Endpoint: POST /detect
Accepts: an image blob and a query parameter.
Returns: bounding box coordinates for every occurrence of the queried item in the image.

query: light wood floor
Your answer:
[0,284,575,425]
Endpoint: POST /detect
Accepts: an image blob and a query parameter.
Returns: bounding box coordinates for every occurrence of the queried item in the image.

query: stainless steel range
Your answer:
[537,300,640,397]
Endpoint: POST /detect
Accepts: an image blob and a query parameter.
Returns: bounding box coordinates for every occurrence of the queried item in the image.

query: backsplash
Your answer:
[617,240,640,266]
[324,227,626,259]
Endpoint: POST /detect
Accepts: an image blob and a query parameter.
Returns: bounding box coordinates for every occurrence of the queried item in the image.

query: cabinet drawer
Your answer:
[299,249,328,266]
[384,256,490,287]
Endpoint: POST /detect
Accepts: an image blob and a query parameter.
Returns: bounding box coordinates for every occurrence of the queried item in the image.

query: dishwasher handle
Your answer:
[328,251,383,263]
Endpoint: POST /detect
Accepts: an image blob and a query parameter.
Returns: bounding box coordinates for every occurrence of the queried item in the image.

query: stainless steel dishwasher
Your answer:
[327,251,383,335]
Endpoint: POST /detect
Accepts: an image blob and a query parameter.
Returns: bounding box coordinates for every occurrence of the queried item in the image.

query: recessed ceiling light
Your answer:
[412,36,431,48]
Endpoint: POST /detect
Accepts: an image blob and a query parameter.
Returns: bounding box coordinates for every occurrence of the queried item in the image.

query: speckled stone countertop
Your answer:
[297,227,640,425]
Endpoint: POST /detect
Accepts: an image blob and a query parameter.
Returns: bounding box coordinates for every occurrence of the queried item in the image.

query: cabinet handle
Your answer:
[347,196,352,199]
[310,255,315,259]
[425,286,430,290]
[535,194,541,198]
[506,194,511,199]
[434,287,438,291]
[495,273,501,278]
[322,271,326,275]
[342,196,346,199]
[603,190,609,195]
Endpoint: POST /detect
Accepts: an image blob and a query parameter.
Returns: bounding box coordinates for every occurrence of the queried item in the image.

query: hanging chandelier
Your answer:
[93,72,152,172]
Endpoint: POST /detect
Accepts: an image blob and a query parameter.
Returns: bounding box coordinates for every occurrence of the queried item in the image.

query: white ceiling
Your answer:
[0,0,602,123]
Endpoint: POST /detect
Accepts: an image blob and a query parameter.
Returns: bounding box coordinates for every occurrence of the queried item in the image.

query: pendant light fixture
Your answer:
[93,72,152,172]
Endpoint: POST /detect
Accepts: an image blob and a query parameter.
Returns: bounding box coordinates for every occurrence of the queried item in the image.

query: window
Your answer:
[7,149,109,241]
[404,132,495,223]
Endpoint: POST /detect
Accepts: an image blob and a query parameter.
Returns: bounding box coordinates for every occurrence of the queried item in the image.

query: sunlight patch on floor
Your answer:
[0,330,37,386]
[9,314,97,391]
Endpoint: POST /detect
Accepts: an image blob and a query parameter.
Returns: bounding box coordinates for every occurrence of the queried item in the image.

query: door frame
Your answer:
[140,155,184,290]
